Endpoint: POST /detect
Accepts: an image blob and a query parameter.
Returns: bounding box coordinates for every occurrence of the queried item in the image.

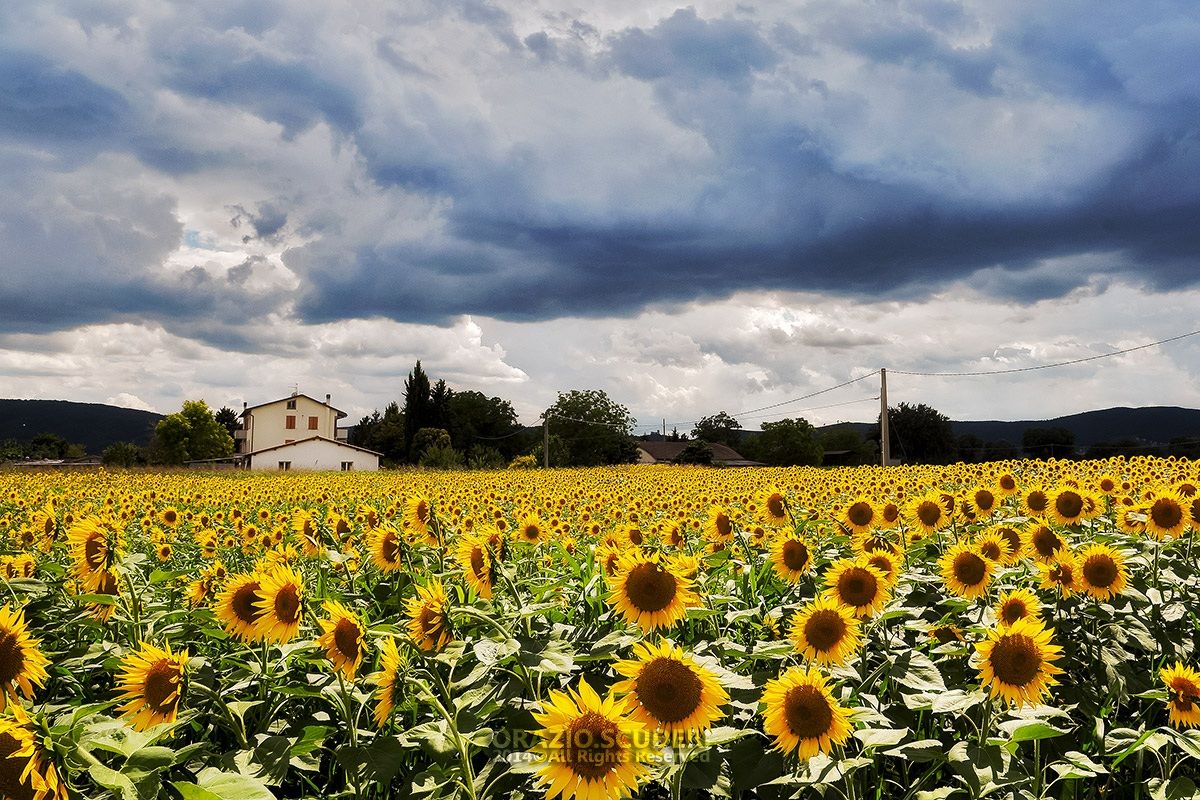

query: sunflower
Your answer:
[0,704,65,800]
[607,551,698,632]
[0,605,50,711]
[254,566,305,643]
[908,494,949,535]
[997,472,1019,496]
[158,507,180,528]
[405,580,453,652]
[1037,553,1079,597]
[706,507,735,542]
[760,489,789,527]
[974,530,1007,564]
[317,601,366,680]
[1020,486,1052,519]
[519,516,544,546]
[115,641,188,731]
[863,550,902,587]
[823,559,890,618]
[1076,544,1128,601]
[842,498,875,534]
[976,616,1063,707]
[531,677,650,800]
[939,544,994,599]
[68,516,121,584]
[612,640,728,737]
[761,666,853,758]
[372,636,406,728]
[85,569,121,621]
[1048,488,1092,526]
[788,596,862,666]
[1145,493,1188,539]
[970,487,999,519]
[214,573,267,642]
[405,496,433,542]
[1023,523,1065,563]
[1189,496,1200,532]
[293,509,321,556]
[1160,662,1200,729]
[995,588,1041,627]
[769,535,814,583]
[454,532,494,599]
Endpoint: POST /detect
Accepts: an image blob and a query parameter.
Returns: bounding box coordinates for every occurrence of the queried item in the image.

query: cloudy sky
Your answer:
[2,0,1198,431]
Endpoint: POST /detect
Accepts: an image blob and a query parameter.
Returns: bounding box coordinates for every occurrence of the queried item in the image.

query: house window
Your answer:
[286,399,296,409]
[341,461,354,471]
[285,415,296,429]
[278,461,291,471]
[308,416,319,430]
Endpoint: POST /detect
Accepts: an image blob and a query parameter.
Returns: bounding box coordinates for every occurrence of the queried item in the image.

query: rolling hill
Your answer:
[0,399,162,453]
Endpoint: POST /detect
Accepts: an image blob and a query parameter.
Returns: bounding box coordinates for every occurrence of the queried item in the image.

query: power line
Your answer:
[889,328,1200,377]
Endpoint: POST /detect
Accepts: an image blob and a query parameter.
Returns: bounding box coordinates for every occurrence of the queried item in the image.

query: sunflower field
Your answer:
[2,457,1200,800]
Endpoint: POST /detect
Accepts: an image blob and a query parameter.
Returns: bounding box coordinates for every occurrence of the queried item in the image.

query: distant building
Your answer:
[635,441,763,467]
[232,392,380,471]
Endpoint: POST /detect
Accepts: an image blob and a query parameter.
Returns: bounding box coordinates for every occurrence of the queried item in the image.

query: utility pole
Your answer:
[880,368,890,468]
[543,414,550,468]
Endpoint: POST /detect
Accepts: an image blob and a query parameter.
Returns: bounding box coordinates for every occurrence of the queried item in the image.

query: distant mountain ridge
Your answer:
[816,405,1200,447]
[0,399,162,453]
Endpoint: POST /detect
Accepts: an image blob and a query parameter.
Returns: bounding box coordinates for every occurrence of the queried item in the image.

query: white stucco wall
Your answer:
[245,396,340,452]
[248,438,379,471]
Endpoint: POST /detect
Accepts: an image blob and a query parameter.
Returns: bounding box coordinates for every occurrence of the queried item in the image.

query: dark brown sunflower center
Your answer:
[837,568,878,608]
[636,657,703,724]
[415,501,429,523]
[916,502,942,527]
[1049,564,1073,584]
[143,660,180,713]
[932,626,961,644]
[564,712,622,780]
[1000,601,1027,625]
[469,547,487,580]
[847,503,873,527]
[715,514,731,537]
[990,634,1042,687]
[163,510,177,524]
[84,535,107,569]
[781,540,810,572]
[627,529,643,546]
[882,504,900,523]
[1190,499,1200,526]
[1150,499,1183,530]
[953,552,987,586]
[979,541,1002,561]
[1031,527,1061,557]
[0,731,36,800]
[867,556,892,578]
[1000,475,1016,491]
[524,525,539,541]
[0,631,25,685]
[232,582,264,624]
[766,494,785,518]
[273,584,301,624]
[624,563,678,613]
[783,684,834,740]
[1055,492,1083,519]
[804,610,847,652]
[975,490,996,511]
[1082,555,1117,588]
[1026,492,1049,513]
[381,532,400,563]
[333,618,361,661]
[1170,679,1200,711]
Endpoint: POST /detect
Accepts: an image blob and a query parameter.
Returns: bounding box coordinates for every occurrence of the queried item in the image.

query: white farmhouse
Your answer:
[235,392,381,471]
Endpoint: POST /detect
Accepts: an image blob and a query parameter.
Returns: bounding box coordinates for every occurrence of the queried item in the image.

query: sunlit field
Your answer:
[1,459,1199,800]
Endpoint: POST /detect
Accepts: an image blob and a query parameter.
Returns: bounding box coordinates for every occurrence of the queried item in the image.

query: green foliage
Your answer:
[691,412,742,447]
[507,454,538,469]
[674,440,714,465]
[744,417,822,466]
[149,400,234,464]
[403,361,433,462]
[541,390,638,467]
[466,446,505,470]
[418,442,464,469]
[819,426,878,465]
[412,428,452,459]
[876,402,957,465]
[1024,426,1077,459]
[101,441,146,468]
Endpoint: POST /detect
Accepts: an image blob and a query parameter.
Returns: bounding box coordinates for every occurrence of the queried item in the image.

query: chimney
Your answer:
[325,393,331,405]
[242,401,247,411]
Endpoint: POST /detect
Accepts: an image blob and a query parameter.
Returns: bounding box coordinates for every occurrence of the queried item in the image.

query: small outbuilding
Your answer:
[635,441,763,467]
[243,436,381,471]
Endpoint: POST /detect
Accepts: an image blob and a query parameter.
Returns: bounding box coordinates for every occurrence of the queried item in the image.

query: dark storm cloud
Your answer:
[2,1,1199,337]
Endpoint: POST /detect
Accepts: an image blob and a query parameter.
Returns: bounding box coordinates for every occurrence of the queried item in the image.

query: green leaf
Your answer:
[177,769,277,800]
[1000,719,1069,743]
[883,739,945,762]
[854,727,909,749]
[891,650,946,693]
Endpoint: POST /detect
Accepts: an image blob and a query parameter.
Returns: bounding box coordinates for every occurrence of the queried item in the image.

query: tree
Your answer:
[542,390,638,467]
[429,379,452,431]
[419,442,464,469]
[819,426,877,466]
[412,427,452,459]
[403,361,433,462]
[874,403,956,465]
[149,400,234,465]
[102,441,146,467]
[745,418,822,466]
[674,440,714,465]
[1023,427,1076,460]
[215,406,240,441]
[691,412,741,447]
[447,391,520,458]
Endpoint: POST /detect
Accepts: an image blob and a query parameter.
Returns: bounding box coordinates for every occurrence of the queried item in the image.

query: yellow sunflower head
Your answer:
[404,580,453,652]
[0,605,50,711]
[761,666,853,759]
[372,636,407,729]
[0,704,65,800]
[612,640,728,737]
[1161,662,1200,729]
[215,573,267,642]
[1145,493,1188,539]
[1036,552,1079,597]
[769,535,815,583]
[115,641,188,731]
[975,616,1063,707]
[994,588,1041,627]
[788,596,863,666]
[760,489,789,527]
[253,566,305,643]
[317,600,366,680]
[939,544,994,600]
[530,676,651,800]
[823,558,890,618]
[607,550,698,632]
[454,533,494,600]
[1076,543,1128,601]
